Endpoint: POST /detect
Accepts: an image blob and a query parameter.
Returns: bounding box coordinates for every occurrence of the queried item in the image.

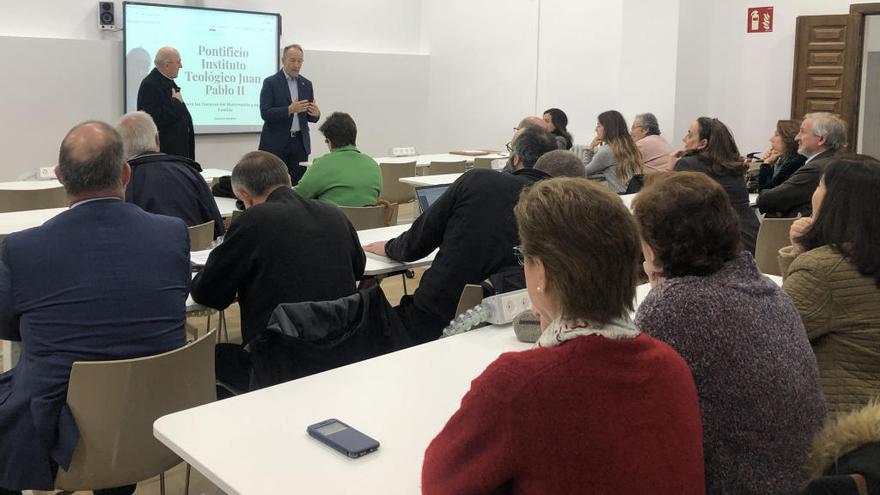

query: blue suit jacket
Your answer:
[0,199,189,490]
[258,70,319,157]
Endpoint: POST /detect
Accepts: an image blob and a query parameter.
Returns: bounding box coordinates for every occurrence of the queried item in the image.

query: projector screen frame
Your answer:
[122,1,281,135]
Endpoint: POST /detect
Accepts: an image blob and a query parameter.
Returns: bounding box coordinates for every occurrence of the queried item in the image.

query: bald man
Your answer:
[0,121,189,494]
[137,46,195,160]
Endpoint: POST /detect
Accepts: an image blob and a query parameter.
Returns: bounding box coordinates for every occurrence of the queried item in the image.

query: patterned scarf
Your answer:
[536,314,640,348]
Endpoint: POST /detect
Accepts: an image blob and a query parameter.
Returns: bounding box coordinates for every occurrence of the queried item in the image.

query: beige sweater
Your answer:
[781,245,880,416]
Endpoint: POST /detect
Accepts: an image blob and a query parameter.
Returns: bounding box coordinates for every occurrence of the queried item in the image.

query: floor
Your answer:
[27,203,424,495]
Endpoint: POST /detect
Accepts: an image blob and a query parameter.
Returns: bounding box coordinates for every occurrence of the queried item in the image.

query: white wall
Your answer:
[419,0,540,153]
[0,0,423,53]
[684,0,860,154]
[0,0,427,180]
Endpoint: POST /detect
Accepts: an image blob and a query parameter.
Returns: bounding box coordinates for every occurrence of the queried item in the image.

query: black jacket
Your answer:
[247,284,415,389]
[126,152,225,238]
[385,168,549,339]
[192,186,365,344]
[674,155,760,255]
[758,153,807,191]
[137,68,195,159]
[757,150,836,217]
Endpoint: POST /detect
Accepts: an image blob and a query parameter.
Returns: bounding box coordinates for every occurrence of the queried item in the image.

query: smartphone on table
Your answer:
[307,418,380,458]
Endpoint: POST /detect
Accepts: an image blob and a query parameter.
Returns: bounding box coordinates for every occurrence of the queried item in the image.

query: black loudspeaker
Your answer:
[98,2,115,29]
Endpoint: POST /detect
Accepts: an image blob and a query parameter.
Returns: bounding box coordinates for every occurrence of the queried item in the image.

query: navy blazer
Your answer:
[0,199,189,490]
[258,70,319,157]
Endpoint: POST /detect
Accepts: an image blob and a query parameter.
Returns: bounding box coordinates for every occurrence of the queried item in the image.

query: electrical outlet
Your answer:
[38,167,55,179]
[391,147,416,157]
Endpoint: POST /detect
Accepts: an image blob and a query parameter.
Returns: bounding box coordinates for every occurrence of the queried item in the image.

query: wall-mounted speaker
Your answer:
[98,2,115,30]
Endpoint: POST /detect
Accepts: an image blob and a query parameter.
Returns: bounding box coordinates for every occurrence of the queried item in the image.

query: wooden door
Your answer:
[790,15,849,118]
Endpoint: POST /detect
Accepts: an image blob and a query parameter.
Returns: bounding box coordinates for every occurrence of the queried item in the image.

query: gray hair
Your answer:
[513,126,558,169]
[154,46,178,67]
[58,121,125,197]
[534,150,586,178]
[231,151,290,196]
[282,44,303,57]
[115,111,159,158]
[804,112,848,152]
[635,113,661,136]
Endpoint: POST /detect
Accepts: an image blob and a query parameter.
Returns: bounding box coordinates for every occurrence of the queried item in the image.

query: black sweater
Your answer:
[385,168,549,337]
[192,187,365,344]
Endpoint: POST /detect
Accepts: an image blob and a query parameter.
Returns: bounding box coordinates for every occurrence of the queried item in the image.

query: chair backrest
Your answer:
[0,186,67,213]
[427,161,467,176]
[755,217,798,276]
[454,284,485,318]
[379,161,416,204]
[472,157,494,170]
[188,220,215,251]
[340,201,399,230]
[55,331,217,490]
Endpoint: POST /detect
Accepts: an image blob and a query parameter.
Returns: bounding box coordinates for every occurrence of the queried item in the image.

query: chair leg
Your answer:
[185,463,192,495]
[219,310,228,343]
[206,312,212,336]
[401,273,408,295]
[160,471,166,495]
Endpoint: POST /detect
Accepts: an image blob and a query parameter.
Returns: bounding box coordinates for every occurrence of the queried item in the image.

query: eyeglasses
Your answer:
[513,245,526,266]
[505,141,512,152]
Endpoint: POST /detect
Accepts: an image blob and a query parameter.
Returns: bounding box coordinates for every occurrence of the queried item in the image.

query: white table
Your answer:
[398,173,463,187]
[201,168,232,182]
[214,197,239,218]
[374,153,505,168]
[357,224,436,277]
[749,192,758,207]
[0,179,62,190]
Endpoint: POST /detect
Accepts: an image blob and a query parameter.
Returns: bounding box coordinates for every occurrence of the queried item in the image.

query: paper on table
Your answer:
[190,249,213,267]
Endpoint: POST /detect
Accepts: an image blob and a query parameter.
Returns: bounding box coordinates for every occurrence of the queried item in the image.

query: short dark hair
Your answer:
[57,121,125,197]
[534,150,585,177]
[319,112,357,148]
[512,126,558,168]
[633,172,741,278]
[231,151,290,196]
[684,117,747,176]
[798,154,880,287]
[515,178,640,324]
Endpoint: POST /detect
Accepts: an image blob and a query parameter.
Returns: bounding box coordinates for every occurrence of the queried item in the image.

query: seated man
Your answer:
[363,126,559,343]
[631,112,674,173]
[0,121,190,494]
[757,112,846,217]
[534,149,587,178]
[192,151,365,345]
[116,111,225,238]
[294,112,382,206]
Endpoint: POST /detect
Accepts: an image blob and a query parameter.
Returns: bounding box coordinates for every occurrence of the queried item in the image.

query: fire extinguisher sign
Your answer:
[747,6,774,33]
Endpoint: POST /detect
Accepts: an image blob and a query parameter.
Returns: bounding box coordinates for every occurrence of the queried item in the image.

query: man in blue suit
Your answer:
[258,44,321,184]
[0,121,190,494]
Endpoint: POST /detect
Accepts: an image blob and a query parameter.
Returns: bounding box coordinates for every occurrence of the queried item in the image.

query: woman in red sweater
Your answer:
[422,178,705,495]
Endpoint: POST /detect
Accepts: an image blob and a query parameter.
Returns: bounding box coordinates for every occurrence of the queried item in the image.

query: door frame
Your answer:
[843,3,880,150]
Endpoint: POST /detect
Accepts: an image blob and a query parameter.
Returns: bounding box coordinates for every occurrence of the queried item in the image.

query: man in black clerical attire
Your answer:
[137,46,195,160]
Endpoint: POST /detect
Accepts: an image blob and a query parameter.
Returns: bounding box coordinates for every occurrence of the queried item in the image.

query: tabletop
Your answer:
[374,153,505,167]
[0,180,63,190]
[357,223,436,277]
[398,173,463,187]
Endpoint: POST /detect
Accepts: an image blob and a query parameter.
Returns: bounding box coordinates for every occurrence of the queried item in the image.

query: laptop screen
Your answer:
[416,184,450,214]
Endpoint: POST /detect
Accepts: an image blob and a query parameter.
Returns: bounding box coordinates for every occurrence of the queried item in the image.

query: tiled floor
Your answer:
[29,204,423,494]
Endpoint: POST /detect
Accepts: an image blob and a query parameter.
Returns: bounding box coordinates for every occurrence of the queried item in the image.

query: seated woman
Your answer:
[293,111,382,207]
[582,110,644,193]
[672,117,760,254]
[422,178,705,495]
[633,172,827,495]
[758,119,806,190]
[542,107,573,149]
[779,154,880,417]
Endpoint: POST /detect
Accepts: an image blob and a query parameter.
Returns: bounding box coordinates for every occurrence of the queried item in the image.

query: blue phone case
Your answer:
[307,419,380,458]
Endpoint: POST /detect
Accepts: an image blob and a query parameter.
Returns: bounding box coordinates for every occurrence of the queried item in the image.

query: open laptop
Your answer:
[415,184,451,214]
